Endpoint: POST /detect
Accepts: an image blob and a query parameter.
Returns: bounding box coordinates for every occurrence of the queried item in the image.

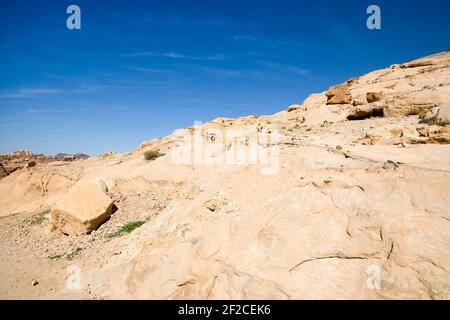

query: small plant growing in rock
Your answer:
[30,210,50,225]
[419,109,450,126]
[48,254,64,261]
[144,150,164,161]
[66,248,83,260]
[27,161,36,168]
[106,221,146,238]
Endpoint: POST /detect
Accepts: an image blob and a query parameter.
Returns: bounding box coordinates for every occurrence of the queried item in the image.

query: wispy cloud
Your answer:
[126,66,174,74]
[26,108,71,114]
[260,62,309,76]
[200,68,272,81]
[0,88,64,98]
[232,34,310,54]
[201,67,242,78]
[233,35,260,41]
[75,84,131,92]
[124,51,227,61]
[143,15,232,28]
[202,18,231,27]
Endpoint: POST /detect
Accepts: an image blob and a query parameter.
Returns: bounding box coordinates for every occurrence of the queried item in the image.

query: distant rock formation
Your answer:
[0,150,89,178]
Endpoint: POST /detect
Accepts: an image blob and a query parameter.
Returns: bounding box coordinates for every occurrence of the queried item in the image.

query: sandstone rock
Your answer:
[436,104,450,123]
[138,138,161,151]
[301,93,327,109]
[325,84,352,105]
[384,92,440,117]
[401,60,434,68]
[287,104,303,112]
[2,50,450,300]
[0,163,8,179]
[347,105,384,120]
[0,150,89,174]
[352,96,366,106]
[99,151,117,159]
[416,125,450,143]
[366,92,383,103]
[51,183,116,235]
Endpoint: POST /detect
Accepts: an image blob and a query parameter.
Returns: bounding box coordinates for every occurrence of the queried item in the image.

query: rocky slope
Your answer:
[0,150,89,178]
[0,50,449,299]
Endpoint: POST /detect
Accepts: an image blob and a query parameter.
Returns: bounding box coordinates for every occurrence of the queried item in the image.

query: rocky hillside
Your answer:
[0,50,449,299]
[0,150,89,178]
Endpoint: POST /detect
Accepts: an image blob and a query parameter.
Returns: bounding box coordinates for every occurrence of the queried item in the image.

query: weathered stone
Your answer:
[436,104,450,123]
[287,104,303,112]
[366,92,383,103]
[51,183,116,235]
[325,84,352,105]
[401,60,434,68]
[347,105,384,120]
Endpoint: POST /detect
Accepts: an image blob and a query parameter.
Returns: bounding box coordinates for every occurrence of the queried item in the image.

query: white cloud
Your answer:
[124,51,226,61]
[0,88,64,98]
[260,62,309,76]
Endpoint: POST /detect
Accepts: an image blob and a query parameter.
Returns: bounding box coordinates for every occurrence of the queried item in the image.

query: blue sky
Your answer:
[1,0,449,155]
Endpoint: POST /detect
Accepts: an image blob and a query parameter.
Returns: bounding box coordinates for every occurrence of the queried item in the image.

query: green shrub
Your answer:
[144,150,164,161]
[30,210,49,225]
[48,254,63,261]
[27,161,36,168]
[66,248,83,260]
[107,221,146,238]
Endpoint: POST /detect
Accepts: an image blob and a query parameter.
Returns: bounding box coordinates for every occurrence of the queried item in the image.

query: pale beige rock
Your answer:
[51,182,116,235]
[401,60,434,68]
[1,50,450,300]
[436,104,450,123]
[99,151,117,159]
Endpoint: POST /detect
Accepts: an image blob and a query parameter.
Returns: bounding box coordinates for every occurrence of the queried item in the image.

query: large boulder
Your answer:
[325,84,352,105]
[51,182,116,235]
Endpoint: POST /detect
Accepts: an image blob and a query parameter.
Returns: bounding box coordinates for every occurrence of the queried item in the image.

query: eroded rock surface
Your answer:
[1,50,450,300]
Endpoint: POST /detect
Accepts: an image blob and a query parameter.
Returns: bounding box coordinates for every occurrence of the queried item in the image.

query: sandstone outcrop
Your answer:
[51,183,116,235]
[287,104,303,112]
[366,91,383,103]
[1,50,450,300]
[325,84,352,105]
[436,104,450,123]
